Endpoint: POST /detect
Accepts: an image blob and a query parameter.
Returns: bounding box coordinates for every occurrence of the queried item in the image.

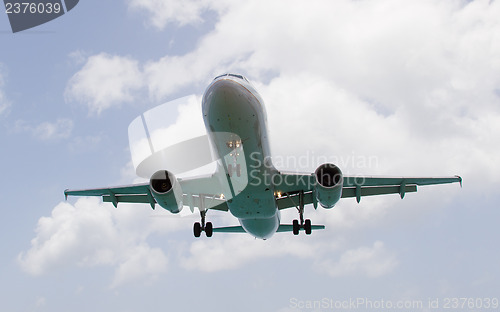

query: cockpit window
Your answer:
[228,74,244,80]
[214,74,248,82]
[214,74,226,80]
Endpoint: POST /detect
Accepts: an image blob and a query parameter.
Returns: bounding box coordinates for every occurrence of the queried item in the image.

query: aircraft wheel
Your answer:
[304,219,312,235]
[194,222,201,237]
[292,219,300,235]
[205,222,213,237]
[236,164,241,177]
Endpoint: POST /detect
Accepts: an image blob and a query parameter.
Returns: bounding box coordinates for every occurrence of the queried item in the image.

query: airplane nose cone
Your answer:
[202,77,258,123]
[202,78,245,113]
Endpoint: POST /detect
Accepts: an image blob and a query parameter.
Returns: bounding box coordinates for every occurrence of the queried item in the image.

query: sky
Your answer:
[1,0,499,311]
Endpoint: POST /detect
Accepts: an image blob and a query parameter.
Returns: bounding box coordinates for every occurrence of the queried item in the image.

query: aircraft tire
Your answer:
[205,222,213,237]
[194,222,201,237]
[292,219,299,235]
[304,219,312,235]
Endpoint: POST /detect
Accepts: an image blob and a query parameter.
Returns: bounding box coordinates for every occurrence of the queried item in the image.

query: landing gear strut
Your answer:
[193,196,213,238]
[290,191,312,235]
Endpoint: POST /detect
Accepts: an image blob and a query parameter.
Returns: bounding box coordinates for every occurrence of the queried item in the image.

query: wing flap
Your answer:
[341,185,417,198]
[101,194,229,211]
[183,194,229,211]
[276,185,418,209]
[103,194,151,204]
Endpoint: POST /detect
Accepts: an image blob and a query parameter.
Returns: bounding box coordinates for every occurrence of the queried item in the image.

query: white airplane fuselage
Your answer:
[202,75,280,239]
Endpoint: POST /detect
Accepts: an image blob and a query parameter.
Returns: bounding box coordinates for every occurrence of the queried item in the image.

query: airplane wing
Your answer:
[274,172,462,210]
[64,174,229,212]
[65,170,462,212]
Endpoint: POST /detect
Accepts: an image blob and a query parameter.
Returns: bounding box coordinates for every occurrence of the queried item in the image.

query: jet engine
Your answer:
[314,163,343,208]
[149,170,183,213]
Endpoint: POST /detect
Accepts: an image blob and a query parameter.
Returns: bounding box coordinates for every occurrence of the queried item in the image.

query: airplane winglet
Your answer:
[64,189,68,200]
[456,175,462,187]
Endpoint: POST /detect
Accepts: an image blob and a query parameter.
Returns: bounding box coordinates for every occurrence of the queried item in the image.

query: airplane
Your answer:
[65,73,462,240]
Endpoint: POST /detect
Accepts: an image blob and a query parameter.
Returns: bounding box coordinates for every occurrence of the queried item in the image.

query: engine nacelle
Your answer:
[314,163,343,208]
[149,170,183,213]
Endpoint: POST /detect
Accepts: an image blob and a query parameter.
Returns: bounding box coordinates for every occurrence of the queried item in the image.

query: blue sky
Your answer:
[1,0,499,311]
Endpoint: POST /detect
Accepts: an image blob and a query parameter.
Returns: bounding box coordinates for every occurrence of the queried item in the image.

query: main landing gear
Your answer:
[290,191,312,235]
[193,210,213,237]
[193,199,213,238]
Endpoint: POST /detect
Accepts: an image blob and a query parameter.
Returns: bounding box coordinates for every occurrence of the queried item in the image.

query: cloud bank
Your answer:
[20,198,398,284]
[18,198,169,287]
[65,53,144,115]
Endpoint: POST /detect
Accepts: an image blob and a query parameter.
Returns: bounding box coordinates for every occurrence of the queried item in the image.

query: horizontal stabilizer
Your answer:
[277,224,325,232]
[212,226,246,233]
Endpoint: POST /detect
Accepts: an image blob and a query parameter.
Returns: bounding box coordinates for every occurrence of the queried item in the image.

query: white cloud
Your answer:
[15,118,74,140]
[110,244,168,288]
[316,241,398,278]
[180,231,398,279]
[65,53,144,115]
[128,0,225,29]
[18,198,169,288]
[20,197,396,280]
[180,235,327,272]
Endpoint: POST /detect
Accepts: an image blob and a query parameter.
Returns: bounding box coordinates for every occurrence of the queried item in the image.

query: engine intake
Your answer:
[314,163,343,208]
[149,170,183,213]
